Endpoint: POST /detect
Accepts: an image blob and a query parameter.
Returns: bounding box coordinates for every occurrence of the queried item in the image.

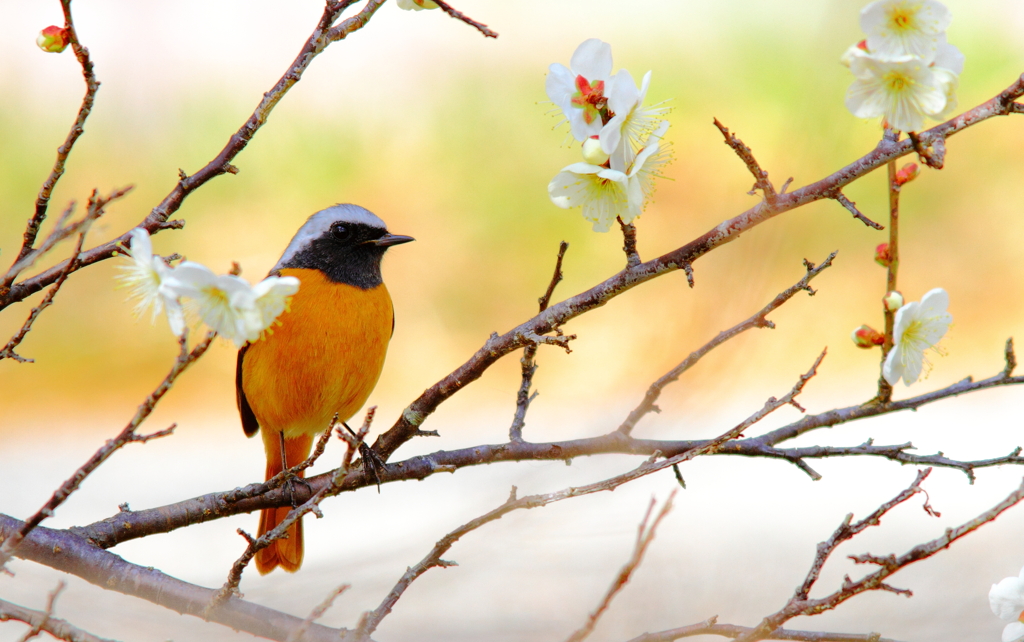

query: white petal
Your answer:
[933,37,964,75]
[128,228,153,261]
[570,38,612,81]
[883,345,903,385]
[992,576,1024,620]
[545,63,576,112]
[1006,622,1024,642]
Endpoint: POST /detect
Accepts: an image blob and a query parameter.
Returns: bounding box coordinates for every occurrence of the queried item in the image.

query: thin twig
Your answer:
[876,157,901,402]
[0,331,215,570]
[832,191,883,230]
[624,618,898,642]
[430,0,498,38]
[0,589,120,642]
[566,493,676,642]
[285,584,351,642]
[13,0,100,272]
[14,581,66,642]
[619,253,836,435]
[1,229,88,363]
[510,242,568,441]
[713,118,776,204]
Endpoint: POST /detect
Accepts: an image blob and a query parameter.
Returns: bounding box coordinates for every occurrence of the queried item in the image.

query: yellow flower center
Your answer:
[886,3,920,32]
[883,70,912,94]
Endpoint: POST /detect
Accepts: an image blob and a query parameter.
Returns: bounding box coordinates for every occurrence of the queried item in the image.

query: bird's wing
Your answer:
[236,345,260,437]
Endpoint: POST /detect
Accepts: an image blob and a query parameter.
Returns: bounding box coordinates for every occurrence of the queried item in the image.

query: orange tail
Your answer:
[256,433,313,574]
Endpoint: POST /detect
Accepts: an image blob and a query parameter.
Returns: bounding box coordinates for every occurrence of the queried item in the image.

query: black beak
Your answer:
[372,233,415,247]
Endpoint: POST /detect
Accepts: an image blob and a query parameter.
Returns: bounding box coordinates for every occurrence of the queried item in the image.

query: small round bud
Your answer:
[582,136,610,166]
[894,162,920,186]
[874,242,891,268]
[36,26,69,53]
[882,291,904,312]
[852,325,885,349]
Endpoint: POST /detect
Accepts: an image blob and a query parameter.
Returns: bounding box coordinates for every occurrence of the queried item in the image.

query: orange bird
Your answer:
[236,204,413,574]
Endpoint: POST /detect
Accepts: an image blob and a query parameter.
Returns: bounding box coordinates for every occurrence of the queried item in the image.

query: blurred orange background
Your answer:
[2,1,1024,641]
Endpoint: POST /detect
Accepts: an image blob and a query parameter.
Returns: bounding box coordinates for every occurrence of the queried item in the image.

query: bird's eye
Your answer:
[331,224,353,242]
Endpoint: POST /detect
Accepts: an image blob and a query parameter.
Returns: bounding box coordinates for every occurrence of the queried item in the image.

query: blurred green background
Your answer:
[2,1,1024,641]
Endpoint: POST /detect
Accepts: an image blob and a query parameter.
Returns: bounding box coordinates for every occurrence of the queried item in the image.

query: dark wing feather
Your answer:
[236,345,260,437]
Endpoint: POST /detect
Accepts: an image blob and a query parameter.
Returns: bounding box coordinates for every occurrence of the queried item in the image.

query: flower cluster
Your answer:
[991,566,1024,642]
[843,0,964,132]
[545,39,672,233]
[117,228,299,347]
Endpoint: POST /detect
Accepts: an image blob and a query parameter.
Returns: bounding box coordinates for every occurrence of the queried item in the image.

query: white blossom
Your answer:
[548,122,671,232]
[601,69,668,167]
[168,262,261,348]
[990,566,1024,642]
[116,228,185,336]
[546,39,614,141]
[860,0,951,63]
[251,275,301,337]
[845,52,953,132]
[882,287,952,386]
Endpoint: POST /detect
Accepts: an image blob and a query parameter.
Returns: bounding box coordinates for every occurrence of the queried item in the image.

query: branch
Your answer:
[831,191,883,230]
[566,493,676,642]
[0,331,214,570]
[13,0,100,270]
[624,617,899,642]
[734,471,1024,642]
[0,516,355,642]
[1,227,88,363]
[0,587,120,642]
[618,253,836,435]
[510,241,568,441]
[430,0,498,38]
[0,0,386,311]
[61,348,1024,549]
[713,118,777,203]
[354,356,823,638]
[369,74,1024,464]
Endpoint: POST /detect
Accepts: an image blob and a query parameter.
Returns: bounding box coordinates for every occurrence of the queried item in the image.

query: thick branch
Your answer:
[0,516,354,642]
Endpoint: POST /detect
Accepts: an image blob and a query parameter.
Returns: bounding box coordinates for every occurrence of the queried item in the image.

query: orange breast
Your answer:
[242,268,394,439]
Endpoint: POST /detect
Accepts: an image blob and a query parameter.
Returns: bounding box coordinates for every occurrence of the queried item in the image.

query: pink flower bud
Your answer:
[882,291,904,312]
[36,26,69,53]
[852,325,885,349]
[894,162,920,186]
[874,243,891,268]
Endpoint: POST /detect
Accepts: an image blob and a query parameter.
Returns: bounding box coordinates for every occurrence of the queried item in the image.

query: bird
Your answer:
[235,203,413,574]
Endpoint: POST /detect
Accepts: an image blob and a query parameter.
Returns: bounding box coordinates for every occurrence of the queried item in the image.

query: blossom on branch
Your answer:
[116,228,185,336]
[548,122,670,232]
[882,287,952,386]
[990,566,1024,642]
[845,53,954,133]
[860,0,951,62]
